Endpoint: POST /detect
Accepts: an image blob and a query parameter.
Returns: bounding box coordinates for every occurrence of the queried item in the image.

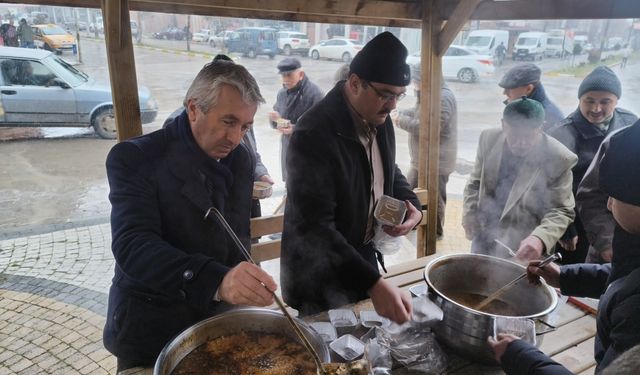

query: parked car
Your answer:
[225,27,277,58]
[32,24,76,55]
[208,30,233,48]
[277,31,310,56]
[153,26,188,40]
[406,45,494,83]
[308,38,363,62]
[192,29,211,43]
[0,47,158,139]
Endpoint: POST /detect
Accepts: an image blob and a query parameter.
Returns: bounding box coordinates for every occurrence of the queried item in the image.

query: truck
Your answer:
[545,29,573,57]
[464,29,509,57]
[513,31,548,61]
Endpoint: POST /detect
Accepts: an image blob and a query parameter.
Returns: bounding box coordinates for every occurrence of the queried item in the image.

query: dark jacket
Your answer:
[103,112,254,365]
[272,75,323,181]
[395,82,458,186]
[530,83,564,131]
[548,108,637,260]
[501,227,640,374]
[280,82,420,315]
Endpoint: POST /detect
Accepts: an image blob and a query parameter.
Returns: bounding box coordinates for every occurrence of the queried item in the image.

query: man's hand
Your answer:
[383,201,422,237]
[259,174,275,185]
[278,124,294,135]
[515,236,545,261]
[526,259,561,288]
[558,236,578,251]
[218,262,277,306]
[368,278,412,324]
[601,248,613,262]
[487,334,520,363]
[268,111,281,122]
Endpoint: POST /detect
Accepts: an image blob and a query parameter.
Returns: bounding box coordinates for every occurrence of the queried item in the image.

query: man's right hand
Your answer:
[368,278,412,324]
[526,259,561,288]
[268,111,280,122]
[487,333,520,363]
[218,262,277,306]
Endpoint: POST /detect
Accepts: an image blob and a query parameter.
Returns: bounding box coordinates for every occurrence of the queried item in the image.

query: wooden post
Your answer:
[416,0,441,257]
[102,0,142,141]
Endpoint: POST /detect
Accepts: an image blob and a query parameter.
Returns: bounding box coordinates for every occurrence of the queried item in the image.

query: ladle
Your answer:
[204,207,327,375]
[473,253,561,311]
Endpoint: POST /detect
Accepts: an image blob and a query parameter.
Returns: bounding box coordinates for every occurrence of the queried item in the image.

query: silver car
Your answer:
[0,46,158,139]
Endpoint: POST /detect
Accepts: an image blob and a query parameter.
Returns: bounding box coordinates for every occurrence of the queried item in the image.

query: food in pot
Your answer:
[171,331,316,375]
[444,291,519,316]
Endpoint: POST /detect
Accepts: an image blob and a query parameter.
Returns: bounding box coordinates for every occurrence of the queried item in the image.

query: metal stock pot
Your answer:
[154,307,331,375]
[424,254,558,364]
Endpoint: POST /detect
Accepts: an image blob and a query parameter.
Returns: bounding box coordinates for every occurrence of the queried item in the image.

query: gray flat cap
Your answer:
[498,63,541,89]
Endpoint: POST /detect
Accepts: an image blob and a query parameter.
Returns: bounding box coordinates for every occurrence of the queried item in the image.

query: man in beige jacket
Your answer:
[463,97,577,261]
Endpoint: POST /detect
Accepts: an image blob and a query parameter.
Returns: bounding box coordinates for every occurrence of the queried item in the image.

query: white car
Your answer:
[277,31,310,56]
[309,38,363,62]
[406,45,494,83]
[192,29,211,43]
[208,30,233,48]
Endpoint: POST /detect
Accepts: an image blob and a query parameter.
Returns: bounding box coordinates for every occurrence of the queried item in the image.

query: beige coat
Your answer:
[463,128,577,254]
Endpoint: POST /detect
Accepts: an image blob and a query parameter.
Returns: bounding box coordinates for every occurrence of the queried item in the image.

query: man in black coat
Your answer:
[281,32,422,323]
[548,66,637,264]
[103,57,278,370]
[488,120,640,375]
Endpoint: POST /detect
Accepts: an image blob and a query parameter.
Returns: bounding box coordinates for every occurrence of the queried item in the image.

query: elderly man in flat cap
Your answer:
[489,120,640,375]
[463,97,576,261]
[549,66,638,264]
[499,63,564,130]
[269,57,323,182]
[281,32,422,323]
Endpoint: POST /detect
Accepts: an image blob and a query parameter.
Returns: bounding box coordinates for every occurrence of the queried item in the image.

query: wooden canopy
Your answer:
[5,0,640,256]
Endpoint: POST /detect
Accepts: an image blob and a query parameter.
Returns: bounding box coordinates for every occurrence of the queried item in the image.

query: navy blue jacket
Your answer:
[529,83,564,131]
[102,112,254,365]
[280,82,420,315]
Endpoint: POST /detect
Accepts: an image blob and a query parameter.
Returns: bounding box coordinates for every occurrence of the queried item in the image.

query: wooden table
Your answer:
[308,254,598,374]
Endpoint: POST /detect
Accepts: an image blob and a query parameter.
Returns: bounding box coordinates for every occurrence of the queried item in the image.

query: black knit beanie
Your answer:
[350,32,411,86]
[578,66,621,98]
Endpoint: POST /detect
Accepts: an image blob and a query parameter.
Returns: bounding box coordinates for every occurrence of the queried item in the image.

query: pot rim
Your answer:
[153,307,331,374]
[424,253,558,318]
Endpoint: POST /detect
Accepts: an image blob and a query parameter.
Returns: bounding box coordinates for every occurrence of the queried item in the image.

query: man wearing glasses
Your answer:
[281,32,422,323]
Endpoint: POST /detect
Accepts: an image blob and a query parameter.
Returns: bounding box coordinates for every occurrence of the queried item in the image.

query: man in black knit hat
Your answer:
[281,32,421,322]
[549,66,637,264]
[489,119,640,375]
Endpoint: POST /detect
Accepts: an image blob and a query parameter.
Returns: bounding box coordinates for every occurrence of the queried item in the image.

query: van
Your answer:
[464,29,509,57]
[513,31,548,61]
[545,29,573,58]
[225,27,277,59]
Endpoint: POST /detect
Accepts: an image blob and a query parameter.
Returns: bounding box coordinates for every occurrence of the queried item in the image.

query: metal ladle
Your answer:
[474,253,562,311]
[204,207,327,375]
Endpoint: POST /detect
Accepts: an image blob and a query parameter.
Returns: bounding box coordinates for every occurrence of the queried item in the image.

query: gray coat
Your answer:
[395,83,458,182]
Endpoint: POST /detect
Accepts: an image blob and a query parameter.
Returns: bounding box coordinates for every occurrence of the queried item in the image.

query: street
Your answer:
[1,34,639,237]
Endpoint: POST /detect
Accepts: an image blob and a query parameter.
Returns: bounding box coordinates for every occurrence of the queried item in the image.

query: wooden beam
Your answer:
[250,214,284,238]
[437,0,482,56]
[103,0,142,141]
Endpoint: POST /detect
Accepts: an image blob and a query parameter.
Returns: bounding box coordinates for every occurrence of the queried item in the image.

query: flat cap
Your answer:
[599,120,640,205]
[503,96,545,128]
[350,32,411,87]
[499,63,541,89]
[277,57,302,74]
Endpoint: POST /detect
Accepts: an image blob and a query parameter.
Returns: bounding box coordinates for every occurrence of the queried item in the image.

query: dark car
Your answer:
[153,26,189,40]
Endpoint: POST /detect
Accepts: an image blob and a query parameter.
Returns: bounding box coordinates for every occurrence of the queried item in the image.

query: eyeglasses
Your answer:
[364,81,406,103]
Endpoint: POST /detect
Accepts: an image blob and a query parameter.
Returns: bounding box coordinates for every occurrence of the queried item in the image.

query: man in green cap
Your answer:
[463,97,577,261]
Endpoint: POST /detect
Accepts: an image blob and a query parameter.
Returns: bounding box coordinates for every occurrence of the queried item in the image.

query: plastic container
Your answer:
[374,195,407,226]
[493,317,536,346]
[329,309,359,335]
[309,322,337,343]
[359,310,390,328]
[330,334,365,361]
[409,283,428,297]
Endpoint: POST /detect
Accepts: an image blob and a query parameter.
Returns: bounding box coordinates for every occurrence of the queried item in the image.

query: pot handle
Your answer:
[535,319,556,336]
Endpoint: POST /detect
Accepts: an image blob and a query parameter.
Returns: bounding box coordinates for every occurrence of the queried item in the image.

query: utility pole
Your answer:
[74,8,82,63]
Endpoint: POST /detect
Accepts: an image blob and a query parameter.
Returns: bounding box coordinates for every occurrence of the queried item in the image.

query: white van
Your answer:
[513,31,548,61]
[545,29,573,57]
[464,29,509,56]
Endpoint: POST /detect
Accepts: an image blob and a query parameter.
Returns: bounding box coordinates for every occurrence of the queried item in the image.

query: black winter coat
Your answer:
[280,82,420,315]
[529,83,564,131]
[103,112,254,365]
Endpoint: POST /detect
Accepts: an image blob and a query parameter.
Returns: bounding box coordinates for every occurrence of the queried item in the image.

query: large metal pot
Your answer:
[154,307,331,375]
[424,254,558,364]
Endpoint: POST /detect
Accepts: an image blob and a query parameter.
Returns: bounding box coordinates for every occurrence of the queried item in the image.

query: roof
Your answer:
[0,46,52,60]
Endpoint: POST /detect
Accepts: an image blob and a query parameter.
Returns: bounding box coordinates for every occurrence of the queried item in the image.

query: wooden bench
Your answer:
[250,188,429,270]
